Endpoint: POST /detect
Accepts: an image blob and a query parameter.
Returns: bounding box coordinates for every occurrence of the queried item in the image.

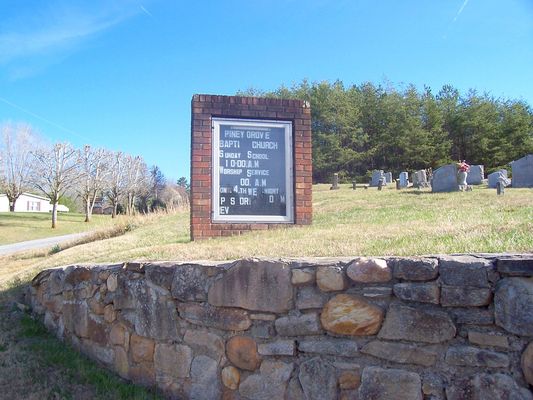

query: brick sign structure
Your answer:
[190,94,312,240]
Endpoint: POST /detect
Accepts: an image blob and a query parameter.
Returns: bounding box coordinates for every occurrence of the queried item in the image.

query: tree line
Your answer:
[239,80,533,182]
[0,122,189,228]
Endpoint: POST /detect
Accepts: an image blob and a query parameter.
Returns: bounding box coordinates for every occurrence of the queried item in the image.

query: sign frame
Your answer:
[211,117,294,223]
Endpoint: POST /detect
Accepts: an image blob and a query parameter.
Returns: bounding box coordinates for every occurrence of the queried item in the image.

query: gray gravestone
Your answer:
[457,168,468,191]
[488,170,508,188]
[395,179,401,190]
[371,170,384,187]
[497,180,505,196]
[466,165,484,185]
[378,178,384,191]
[399,172,409,188]
[510,154,533,188]
[330,173,339,190]
[412,170,428,188]
[432,164,459,193]
[384,172,393,184]
[352,180,356,190]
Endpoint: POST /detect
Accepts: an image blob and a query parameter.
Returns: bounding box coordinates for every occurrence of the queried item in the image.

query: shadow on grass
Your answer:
[399,190,434,195]
[0,281,163,400]
[0,214,54,222]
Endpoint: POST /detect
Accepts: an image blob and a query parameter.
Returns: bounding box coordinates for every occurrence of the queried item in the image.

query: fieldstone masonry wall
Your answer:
[29,255,533,399]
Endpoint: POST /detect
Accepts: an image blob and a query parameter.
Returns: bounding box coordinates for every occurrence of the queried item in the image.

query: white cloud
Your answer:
[0,0,143,66]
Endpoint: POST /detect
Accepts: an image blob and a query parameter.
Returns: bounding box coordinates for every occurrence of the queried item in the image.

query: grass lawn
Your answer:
[1,184,532,289]
[0,212,119,245]
[0,184,531,398]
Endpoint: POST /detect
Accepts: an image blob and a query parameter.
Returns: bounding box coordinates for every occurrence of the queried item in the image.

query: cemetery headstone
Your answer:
[330,173,339,190]
[395,179,400,190]
[371,170,384,187]
[510,154,533,188]
[432,164,459,192]
[466,165,484,185]
[378,178,384,191]
[497,180,505,196]
[488,170,508,188]
[412,170,428,188]
[457,162,469,191]
[399,172,409,188]
[190,95,312,240]
[384,172,393,184]
[352,180,356,190]
[411,172,416,186]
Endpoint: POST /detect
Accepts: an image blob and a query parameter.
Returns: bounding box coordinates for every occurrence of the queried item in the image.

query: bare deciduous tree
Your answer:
[76,145,110,222]
[106,151,127,218]
[32,142,80,228]
[160,183,189,211]
[0,122,38,211]
[150,165,166,201]
[123,155,149,216]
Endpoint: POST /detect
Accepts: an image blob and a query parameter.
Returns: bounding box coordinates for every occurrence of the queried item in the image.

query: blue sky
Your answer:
[1,0,532,181]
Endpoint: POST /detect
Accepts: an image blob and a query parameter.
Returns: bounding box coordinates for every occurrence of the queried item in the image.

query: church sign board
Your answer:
[190,95,312,240]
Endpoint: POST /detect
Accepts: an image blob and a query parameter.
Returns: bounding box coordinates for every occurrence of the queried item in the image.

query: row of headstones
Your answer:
[431,165,511,193]
[370,170,393,187]
[369,170,425,189]
[371,166,497,190]
[432,154,533,192]
[330,154,533,192]
[368,169,430,189]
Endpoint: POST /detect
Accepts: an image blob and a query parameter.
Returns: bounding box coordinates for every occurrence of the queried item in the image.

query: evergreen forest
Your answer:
[239,80,533,183]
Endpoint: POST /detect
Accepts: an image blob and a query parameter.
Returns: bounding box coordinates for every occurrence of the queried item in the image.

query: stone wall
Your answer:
[28,255,533,399]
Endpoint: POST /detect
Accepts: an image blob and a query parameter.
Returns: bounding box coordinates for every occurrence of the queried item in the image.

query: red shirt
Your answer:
[458,162,470,172]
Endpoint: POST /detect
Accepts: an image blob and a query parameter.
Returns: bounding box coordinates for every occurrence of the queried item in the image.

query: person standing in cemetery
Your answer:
[457,160,470,190]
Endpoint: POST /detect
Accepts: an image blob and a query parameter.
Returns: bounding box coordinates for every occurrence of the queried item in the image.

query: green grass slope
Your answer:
[1,184,532,288]
[0,212,119,245]
[0,184,531,399]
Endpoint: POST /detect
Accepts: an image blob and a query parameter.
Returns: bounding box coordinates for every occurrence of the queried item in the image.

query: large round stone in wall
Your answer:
[226,336,261,371]
[320,294,384,336]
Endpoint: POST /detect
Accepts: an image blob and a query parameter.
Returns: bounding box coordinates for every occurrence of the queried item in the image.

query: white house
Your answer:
[0,193,69,213]
[54,204,70,212]
[0,194,8,212]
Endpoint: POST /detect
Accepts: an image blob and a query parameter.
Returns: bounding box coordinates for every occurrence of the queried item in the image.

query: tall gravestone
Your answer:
[497,180,505,195]
[432,164,458,192]
[399,172,409,188]
[190,95,312,240]
[510,154,533,188]
[384,172,393,184]
[488,170,509,188]
[412,170,428,188]
[371,170,384,187]
[466,165,484,185]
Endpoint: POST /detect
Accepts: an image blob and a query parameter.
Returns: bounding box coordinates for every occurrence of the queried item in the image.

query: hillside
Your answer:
[0,184,531,399]
[0,212,119,245]
[1,184,532,289]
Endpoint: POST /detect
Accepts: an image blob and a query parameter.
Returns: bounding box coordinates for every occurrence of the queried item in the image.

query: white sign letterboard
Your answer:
[212,118,294,223]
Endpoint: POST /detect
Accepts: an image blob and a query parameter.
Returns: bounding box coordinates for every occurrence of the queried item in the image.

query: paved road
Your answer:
[0,232,89,256]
